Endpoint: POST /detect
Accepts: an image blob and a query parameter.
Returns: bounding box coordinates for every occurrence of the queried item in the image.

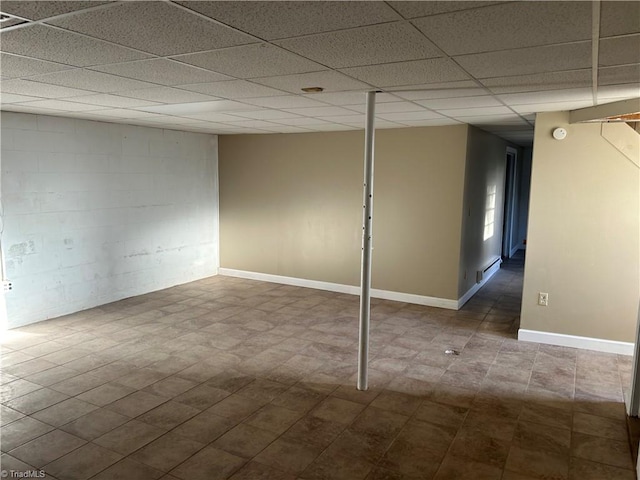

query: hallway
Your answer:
[1,258,635,479]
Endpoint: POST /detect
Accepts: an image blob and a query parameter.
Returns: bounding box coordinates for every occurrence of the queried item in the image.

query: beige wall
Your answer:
[219,125,468,300]
[521,111,639,342]
[458,126,509,297]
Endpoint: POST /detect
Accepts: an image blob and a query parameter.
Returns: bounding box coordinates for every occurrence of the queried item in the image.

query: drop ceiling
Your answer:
[1,1,639,146]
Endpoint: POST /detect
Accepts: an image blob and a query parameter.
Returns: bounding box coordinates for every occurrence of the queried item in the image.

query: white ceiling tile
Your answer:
[0,1,111,20]
[415,96,502,109]
[82,109,163,119]
[511,100,594,114]
[0,25,150,67]
[1,104,67,115]
[262,125,314,133]
[138,100,256,115]
[180,112,248,122]
[314,115,363,124]
[179,80,288,99]
[393,86,489,101]
[599,65,640,86]
[302,91,398,105]
[348,101,425,114]
[484,125,533,133]
[455,42,591,79]
[241,95,329,109]
[274,117,332,126]
[12,99,105,112]
[253,71,371,93]
[177,1,401,40]
[412,2,591,55]
[227,110,301,120]
[1,79,95,98]
[599,35,640,67]
[600,1,640,37]
[598,84,640,100]
[451,114,528,125]
[282,106,359,117]
[222,119,284,129]
[388,80,478,92]
[340,59,470,87]
[482,70,592,94]
[28,70,156,94]
[497,88,593,106]
[377,110,445,122]
[397,119,462,127]
[90,59,231,86]
[172,44,324,79]
[436,106,512,116]
[0,53,73,79]
[57,94,160,108]
[391,2,504,19]
[0,93,42,104]
[305,124,358,132]
[275,22,441,69]
[115,87,219,104]
[48,2,256,56]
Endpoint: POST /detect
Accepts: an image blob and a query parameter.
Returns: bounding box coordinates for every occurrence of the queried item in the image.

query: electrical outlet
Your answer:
[3,280,12,292]
[538,292,548,306]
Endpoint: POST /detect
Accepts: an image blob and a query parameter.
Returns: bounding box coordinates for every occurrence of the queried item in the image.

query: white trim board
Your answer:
[518,328,634,356]
[218,268,459,310]
[457,259,502,309]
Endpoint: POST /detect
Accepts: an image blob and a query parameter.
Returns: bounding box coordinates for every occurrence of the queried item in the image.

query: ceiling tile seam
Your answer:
[385,1,518,21]
[266,18,418,43]
[398,21,533,128]
[440,37,594,58]
[166,1,269,44]
[0,1,118,33]
[592,0,601,106]
[166,2,385,94]
[477,67,593,82]
[19,23,160,64]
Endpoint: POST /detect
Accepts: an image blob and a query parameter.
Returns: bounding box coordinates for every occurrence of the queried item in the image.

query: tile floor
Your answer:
[1,254,636,479]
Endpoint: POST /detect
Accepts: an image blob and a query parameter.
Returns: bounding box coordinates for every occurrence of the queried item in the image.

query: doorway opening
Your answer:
[501,146,531,260]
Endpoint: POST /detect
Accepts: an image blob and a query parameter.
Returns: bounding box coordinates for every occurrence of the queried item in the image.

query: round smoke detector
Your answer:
[552,127,567,140]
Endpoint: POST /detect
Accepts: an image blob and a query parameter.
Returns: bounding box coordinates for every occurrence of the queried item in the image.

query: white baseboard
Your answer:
[518,328,634,355]
[218,268,459,310]
[457,259,502,309]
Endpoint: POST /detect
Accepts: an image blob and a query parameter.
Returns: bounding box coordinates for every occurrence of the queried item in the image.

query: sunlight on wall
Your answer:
[484,184,497,241]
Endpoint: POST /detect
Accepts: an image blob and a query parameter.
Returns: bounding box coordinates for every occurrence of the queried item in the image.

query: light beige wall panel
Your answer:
[521,111,639,342]
[219,131,363,286]
[458,127,509,297]
[219,125,469,300]
[373,126,468,299]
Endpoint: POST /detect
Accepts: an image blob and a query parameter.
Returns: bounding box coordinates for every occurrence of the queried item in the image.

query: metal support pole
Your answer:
[357,91,376,391]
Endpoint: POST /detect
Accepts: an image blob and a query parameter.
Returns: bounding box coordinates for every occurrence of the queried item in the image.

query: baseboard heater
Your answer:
[476,257,502,283]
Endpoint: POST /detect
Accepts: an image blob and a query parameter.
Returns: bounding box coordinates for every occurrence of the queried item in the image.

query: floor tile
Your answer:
[31,398,98,427]
[172,410,236,444]
[568,457,635,480]
[130,432,204,472]
[244,404,303,434]
[93,420,165,456]
[137,401,200,430]
[59,408,129,441]
[1,416,55,451]
[105,390,168,417]
[43,443,122,480]
[213,423,278,458]
[310,396,365,424]
[254,437,322,474]
[300,450,373,480]
[505,446,569,480]
[228,460,296,480]
[571,432,634,469]
[8,429,86,467]
[170,446,245,480]
[90,458,165,480]
[75,382,137,407]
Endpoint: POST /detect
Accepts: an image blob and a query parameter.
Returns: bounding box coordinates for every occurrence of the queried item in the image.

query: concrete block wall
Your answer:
[1,112,219,328]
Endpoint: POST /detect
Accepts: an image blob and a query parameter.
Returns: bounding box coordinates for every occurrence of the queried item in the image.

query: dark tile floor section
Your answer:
[1,252,636,479]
